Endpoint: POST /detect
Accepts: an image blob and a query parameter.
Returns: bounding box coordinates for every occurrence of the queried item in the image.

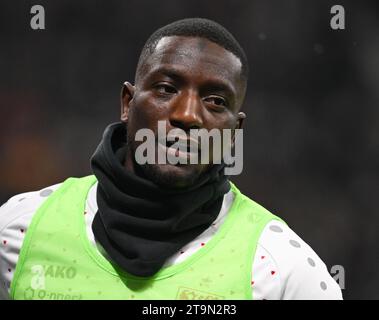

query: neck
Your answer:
[124,150,135,174]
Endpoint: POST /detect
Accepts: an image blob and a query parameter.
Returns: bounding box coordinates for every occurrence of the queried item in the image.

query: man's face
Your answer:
[122,36,246,188]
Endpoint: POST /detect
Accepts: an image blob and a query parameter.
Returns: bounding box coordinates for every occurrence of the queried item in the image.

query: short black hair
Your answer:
[135,18,249,82]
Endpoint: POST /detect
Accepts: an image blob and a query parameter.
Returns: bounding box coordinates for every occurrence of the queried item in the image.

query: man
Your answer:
[0,18,342,300]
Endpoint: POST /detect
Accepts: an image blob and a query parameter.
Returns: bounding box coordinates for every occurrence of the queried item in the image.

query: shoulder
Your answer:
[0,183,63,231]
[0,182,64,300]
[231,187,342,299]
[231,184,279,224]
[256,219,343,300]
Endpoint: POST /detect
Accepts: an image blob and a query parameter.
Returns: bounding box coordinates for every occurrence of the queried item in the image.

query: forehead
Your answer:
[143,36,243,86]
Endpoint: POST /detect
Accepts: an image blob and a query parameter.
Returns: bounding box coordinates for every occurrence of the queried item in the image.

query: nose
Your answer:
[169,90,203,131]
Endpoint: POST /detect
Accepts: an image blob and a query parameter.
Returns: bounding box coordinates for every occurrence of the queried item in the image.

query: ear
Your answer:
[231,111,246,148]
[120,81,135,123]
[236,111,246,130]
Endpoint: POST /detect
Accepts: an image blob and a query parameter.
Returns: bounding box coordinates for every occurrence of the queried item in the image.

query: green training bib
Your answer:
[11,175,283,300]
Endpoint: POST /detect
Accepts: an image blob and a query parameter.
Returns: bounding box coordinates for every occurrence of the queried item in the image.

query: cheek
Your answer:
[203,116,238,152]
[129,92,168,129]
[204,113,237,131]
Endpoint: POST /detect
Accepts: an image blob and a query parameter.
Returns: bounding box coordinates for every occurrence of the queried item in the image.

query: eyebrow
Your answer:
[153,67,185,83]
[148,66,237,97]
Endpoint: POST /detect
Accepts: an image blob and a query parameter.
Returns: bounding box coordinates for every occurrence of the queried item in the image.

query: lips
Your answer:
[165,137,199,153]
[157,136,200,163]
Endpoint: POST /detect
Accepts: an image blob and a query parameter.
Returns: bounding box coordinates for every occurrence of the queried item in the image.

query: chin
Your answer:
[139,163,204,189]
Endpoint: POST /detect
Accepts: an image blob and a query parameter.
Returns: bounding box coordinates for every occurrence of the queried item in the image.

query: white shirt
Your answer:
[0,181,343,300]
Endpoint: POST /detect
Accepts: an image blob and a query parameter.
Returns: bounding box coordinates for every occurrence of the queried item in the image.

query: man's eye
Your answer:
[204,96,227,107]
[155,84,177,94]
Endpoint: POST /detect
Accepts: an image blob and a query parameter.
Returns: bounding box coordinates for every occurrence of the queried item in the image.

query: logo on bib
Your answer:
[176,286,224,300]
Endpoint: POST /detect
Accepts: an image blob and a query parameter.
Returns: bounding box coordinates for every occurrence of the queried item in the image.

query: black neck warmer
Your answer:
[90,122,230,277]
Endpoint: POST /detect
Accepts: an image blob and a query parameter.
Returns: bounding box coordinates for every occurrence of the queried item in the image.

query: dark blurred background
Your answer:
[0,0,378,299]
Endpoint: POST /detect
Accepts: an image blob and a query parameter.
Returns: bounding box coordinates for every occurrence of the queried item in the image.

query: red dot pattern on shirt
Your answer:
[249,250,278,298]
[2,229,27,282]
[0,197,289,300]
